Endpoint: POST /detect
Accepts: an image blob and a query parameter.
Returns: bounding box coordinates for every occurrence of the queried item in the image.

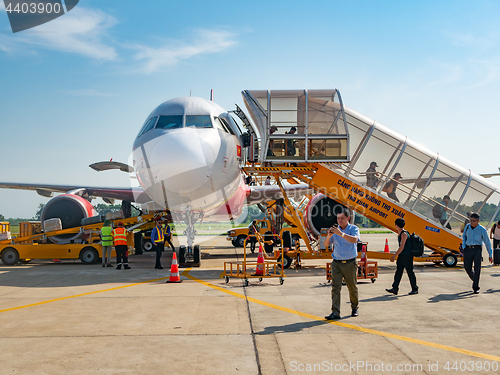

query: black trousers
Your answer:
[165,236,175,250]
[440,219,452,230]
[463,247,482,291]
[154,242,164,268]
[493,239,500,249]
[115,245,128,265]
[249,237,257,252]
[392,252,417,292]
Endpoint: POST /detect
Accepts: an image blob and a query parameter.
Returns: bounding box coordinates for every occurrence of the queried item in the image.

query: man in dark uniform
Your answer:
[151,219,164,269]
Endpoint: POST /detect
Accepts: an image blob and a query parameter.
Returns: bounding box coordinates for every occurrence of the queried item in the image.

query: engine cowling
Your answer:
[304,193,354,238]
[41,194,96,244]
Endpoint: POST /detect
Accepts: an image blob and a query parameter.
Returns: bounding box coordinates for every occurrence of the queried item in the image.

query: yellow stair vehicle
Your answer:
[0,214,156,266]
[239,89,500,268]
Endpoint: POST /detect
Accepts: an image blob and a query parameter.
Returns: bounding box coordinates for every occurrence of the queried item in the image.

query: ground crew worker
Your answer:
[151,220,164,269]
[100,219,113,267]
[113,222,130,270]
[163,221,175,251]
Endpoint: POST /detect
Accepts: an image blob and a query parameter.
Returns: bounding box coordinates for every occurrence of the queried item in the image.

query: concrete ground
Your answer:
[0,234,499,374]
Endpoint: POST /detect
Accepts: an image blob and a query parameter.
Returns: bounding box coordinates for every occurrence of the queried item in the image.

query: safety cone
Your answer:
[384,238,390,253]
[253,245,265,276]
[166,252,183,283]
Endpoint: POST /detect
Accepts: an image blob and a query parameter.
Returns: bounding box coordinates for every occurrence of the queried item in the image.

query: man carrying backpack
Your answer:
[386,218,418,295]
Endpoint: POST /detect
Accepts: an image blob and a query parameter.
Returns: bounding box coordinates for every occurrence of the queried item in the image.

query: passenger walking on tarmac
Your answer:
[248,220,258,253]
[383,172,402,202]
[385,218,418,295]
[489,220,500,249]
[265,176,271,185]
[462,213,493,294]
[461,212,472,233]
[324,209,360,320]
[163,221,175,251]
[151,219,165,269]
[100,220,113,267]
[113,222,130,270]
[365,161,379,189]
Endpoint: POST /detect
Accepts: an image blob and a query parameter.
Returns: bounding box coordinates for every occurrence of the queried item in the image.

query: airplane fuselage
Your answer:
[132,97,248,220]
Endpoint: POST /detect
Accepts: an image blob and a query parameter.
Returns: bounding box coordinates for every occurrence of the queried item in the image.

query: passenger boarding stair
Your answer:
[306,163,462,256]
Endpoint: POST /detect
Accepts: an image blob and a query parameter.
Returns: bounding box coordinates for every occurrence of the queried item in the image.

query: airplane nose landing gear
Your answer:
[178,206,202,267]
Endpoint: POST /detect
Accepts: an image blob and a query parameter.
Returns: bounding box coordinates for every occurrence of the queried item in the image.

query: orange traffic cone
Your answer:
[166,252,183,283]
[253,245,265,276]
[384,238,390,253]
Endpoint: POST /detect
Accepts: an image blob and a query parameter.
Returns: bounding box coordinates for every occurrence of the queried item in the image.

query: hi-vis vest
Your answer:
[153,226,164,243]
[101,226,113,246]
[113,227,128,246]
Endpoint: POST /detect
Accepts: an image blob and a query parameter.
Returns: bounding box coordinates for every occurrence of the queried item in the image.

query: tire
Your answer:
[443,253,458,268]
[283,254,292,269]
[231,239,238,247]
[142,239,153,252]
[236,235,246,248]
[179,245,186,264]
[194,245,201,263]
[79,246,99,265]
[1,247,19,266]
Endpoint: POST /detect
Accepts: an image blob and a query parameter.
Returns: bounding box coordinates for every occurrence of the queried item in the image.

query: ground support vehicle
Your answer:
[223,235,285,286]
[226,219,303,249]
[0,214,157,265]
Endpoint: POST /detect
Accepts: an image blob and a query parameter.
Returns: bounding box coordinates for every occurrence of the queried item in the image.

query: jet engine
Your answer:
[304,193,354,238]
[40,194,97,244]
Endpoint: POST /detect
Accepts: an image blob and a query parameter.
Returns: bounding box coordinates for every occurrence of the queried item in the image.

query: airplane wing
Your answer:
[480,173,500,178]
[0,182,151,203]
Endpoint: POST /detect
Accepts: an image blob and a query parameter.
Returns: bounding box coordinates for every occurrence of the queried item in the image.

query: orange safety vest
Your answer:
[153,226,164,243]
[113,227,128,246]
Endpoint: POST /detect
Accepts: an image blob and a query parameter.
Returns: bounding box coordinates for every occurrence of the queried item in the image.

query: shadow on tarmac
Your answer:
[256,320,330,335]
[427,291,475,303]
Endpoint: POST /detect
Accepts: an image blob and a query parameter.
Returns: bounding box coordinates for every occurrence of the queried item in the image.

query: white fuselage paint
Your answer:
[132,97,246,220]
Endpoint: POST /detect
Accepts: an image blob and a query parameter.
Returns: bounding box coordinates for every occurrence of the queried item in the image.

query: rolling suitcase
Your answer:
[494,248,500,265]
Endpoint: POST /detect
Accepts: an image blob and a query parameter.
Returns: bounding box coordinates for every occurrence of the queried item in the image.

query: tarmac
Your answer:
[0,233,499,374]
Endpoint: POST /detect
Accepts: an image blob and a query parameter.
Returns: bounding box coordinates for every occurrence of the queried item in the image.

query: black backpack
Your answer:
[408,232,424,257]
[432,203,441,219]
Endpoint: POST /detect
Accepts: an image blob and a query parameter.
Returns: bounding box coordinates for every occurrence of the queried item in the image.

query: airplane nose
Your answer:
[149,128,217,194]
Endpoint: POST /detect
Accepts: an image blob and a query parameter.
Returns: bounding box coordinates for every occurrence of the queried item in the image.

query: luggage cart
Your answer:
[326,243,378,283]
[223,234,285,286]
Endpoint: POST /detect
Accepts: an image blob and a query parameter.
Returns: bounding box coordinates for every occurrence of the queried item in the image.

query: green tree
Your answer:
[33,204,45,220]
[93,204,122,216]
[0,213,5,221]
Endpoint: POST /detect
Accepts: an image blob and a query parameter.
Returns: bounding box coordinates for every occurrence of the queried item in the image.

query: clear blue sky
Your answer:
[1,0,500,218]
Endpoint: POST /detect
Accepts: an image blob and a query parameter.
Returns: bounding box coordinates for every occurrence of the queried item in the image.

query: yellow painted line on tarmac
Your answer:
[0,276,171,314]
[181,269,500,362]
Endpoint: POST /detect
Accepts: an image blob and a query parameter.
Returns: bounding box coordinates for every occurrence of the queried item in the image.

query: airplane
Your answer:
[0,96,341,264]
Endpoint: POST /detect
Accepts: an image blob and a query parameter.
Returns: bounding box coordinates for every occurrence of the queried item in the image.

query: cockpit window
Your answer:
[156,115,183,130]
[214,117,229,133]
[138,116,158,136]
[219,117,235,135]
[186,115,213,128]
